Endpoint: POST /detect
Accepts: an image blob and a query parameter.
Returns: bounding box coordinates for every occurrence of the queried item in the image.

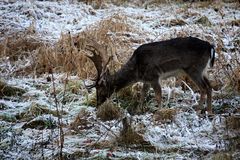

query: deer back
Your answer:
[132,37,214,81]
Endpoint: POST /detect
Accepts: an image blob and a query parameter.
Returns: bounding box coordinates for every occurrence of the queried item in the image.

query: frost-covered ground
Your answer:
[0,1,240,159]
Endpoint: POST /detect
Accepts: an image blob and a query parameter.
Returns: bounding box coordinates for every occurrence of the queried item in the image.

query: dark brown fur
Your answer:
[85,37,215,113]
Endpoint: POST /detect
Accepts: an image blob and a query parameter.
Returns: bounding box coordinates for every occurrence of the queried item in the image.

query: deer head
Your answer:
[83,41,114,105]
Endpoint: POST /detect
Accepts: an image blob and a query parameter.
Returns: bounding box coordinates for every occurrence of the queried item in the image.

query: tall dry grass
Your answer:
[0,8,239,95]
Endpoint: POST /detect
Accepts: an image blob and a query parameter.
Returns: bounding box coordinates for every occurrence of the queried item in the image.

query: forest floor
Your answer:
[0,1,240,159]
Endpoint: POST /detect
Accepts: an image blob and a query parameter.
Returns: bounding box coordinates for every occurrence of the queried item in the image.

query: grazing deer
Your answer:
[78,37,215,113]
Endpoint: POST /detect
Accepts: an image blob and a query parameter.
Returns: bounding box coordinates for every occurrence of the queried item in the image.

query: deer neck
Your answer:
[111,62,137,92]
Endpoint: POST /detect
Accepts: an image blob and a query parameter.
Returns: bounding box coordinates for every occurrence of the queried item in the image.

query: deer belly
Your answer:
[159,69,184,80]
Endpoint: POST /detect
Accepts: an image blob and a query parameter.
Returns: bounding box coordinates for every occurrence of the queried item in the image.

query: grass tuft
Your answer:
[153,108,178,123]
[96,100,122,121]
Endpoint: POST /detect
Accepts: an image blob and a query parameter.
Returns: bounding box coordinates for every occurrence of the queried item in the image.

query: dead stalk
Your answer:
[50,71,64,160]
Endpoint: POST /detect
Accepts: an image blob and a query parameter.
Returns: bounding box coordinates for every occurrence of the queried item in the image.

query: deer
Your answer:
[77,37,215,113]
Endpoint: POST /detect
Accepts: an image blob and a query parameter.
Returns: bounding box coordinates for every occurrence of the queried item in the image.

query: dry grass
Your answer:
[214,44,240,94]
[226,115,240,130]
[195,16,212,26]
[0,1,239,111]
[78,0,104,8]
[0,14,137,78]
[114,84,151,115]
[0,24,43,61]
[117,117,146,145]
[0,36,42,61]
[96,100,123,121]
[83,92,97,107]
[8,32,92,77]
[0,80,26,98]
[16,102,67,121]
[229,66,240,93]
[70,108,93,131]
[78,0,240,9]
[153,108,178,123]
[54,33,91,77]
[116,117,156,151]
[88,140,115,150]
[30,14,137,79]
[73,14,139,73]
[22,119,57,130]
[211,152,233,160]
[34,33,87,76]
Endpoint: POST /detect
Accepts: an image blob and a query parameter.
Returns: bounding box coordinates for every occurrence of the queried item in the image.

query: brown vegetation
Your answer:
[70,108,93,131]
[17,102,67,121]
[211,152,233,160]
[153,108,178,123]
[0,1,239,159]
[116,85,143,114]
[22,119,57,130]
[96,100,123,121]
[0,25,43,61]
[226,115,240,130]
[0,80,26,98]
[1,10,239,99]
[117,117,147,145]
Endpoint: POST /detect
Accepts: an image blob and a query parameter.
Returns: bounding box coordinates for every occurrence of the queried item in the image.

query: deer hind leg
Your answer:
[150,80,162,108]
[203,76,212,114]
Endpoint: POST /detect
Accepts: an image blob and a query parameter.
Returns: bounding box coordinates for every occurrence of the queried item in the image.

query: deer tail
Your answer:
[210,45,215,67]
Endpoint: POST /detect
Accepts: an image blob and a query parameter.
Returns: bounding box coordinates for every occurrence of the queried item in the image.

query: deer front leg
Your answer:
[139,83,150,112]
[140,83,150,104]
[198,90,205,108]
[151,80,162,108]
[195,77,212,114]
[185,70,211,113]
[206,90,212,114]
[198,88,213,114]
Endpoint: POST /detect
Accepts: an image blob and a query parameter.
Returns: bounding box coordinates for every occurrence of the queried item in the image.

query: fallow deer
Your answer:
[78,37,215,113]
